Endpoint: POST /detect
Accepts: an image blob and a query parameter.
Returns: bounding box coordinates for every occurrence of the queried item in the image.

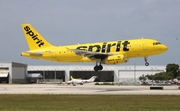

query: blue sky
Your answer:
[0,0,180,66]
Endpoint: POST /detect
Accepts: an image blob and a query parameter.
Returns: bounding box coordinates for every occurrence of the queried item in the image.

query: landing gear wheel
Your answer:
[94,59,103,71]
[94,65,99,71]
[144,57,149,66]
[145,62,149,66]
[98,65,103,70]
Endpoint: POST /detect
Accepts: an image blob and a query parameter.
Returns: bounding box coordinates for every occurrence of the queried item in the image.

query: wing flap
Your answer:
[68,48,114,59]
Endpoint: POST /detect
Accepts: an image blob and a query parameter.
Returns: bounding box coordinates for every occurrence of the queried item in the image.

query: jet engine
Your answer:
[102,55,128,64]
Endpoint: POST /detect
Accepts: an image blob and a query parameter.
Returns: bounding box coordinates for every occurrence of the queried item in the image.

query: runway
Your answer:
[0,84,180,95]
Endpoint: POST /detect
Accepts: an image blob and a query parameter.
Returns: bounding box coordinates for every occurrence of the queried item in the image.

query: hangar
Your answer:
[0,62,27,83]
[0,62,166,84]
[28,65,165,84]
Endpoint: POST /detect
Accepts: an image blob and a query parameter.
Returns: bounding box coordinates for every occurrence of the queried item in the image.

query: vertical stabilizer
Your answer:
[22,24,53,50]
[89,76,97,82]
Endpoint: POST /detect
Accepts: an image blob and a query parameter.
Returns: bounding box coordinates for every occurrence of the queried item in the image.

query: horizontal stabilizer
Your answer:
[21,51,43,56]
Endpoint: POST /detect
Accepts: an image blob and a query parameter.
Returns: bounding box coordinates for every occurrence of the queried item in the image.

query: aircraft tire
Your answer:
[73,84,76,86]
[98,65,103,70]
[145,62,149,66]
[94,65,99,71]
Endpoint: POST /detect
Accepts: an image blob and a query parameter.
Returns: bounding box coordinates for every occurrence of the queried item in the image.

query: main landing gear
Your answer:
[144,57,149,66]
[94,59,103,71]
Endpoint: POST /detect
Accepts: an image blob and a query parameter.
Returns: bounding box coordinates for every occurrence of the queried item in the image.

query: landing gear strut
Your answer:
[94,59,103,71]
[144,57,149,66]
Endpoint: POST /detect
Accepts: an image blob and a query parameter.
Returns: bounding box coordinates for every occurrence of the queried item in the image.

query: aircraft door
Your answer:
[142,39,148,50]
[51,50,57,58]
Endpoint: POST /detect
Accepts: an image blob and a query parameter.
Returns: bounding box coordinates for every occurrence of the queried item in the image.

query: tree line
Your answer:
[139,63,180,81]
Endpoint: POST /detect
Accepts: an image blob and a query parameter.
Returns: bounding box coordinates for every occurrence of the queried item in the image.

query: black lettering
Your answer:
[38,42,44,47]
[24,26,30,31]
[26,30,34,36]
[33,37,38,41]
[24,26,45,47]
[36,39,42,44]
[116,41,121,52]
[107,43,116,53]
[76,46,87,50]
[32,34,38,39]
[76,42,122,53]
[123,41,130,51]
[88,45,101,52]
[102,42,107,53]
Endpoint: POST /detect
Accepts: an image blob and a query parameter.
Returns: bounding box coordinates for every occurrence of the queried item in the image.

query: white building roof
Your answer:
[27,65,166,71]
[28,66,65,71]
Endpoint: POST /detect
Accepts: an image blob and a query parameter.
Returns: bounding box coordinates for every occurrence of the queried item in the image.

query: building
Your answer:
[27,65,166,84]
[0,62,27,83]
[0,62,166,84]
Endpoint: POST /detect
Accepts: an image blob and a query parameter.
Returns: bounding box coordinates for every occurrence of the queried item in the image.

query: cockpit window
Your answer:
[153,42,161,45]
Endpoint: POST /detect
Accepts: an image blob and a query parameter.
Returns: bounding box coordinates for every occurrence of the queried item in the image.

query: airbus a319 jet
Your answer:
[21,24,168,71]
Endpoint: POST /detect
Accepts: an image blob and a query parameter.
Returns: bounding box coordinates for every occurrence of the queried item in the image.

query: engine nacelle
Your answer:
[102,55,128,64]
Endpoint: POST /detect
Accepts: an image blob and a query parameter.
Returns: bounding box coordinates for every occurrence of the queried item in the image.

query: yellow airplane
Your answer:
[21,24,168,71]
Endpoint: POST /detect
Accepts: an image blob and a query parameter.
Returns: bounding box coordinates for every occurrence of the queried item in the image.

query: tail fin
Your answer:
[89,76,97,82]
[70,76,74,80]
[70,76,82,80]
[22,24,53,50]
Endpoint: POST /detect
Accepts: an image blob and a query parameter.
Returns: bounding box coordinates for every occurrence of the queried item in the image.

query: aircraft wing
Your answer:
[69,49,114,59]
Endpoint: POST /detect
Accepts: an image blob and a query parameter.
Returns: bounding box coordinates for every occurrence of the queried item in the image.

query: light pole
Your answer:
[151,67,153,75]
[176,38,179,64]
[134,63,136,84]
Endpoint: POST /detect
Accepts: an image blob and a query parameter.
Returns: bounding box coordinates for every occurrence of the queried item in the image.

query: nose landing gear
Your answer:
[144,57,149,66]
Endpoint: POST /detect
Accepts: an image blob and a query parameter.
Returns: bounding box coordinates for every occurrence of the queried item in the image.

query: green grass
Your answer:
[0,94,180,111]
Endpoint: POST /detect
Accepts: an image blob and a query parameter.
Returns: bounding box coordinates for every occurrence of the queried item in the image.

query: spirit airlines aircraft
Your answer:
[21,24,168,71]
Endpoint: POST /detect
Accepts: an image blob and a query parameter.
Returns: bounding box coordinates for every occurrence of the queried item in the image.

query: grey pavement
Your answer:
[0,84,180,95]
